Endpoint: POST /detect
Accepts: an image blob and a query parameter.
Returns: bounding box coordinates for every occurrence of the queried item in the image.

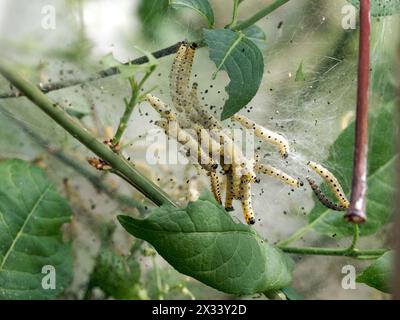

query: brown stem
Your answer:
[345,0,370,224]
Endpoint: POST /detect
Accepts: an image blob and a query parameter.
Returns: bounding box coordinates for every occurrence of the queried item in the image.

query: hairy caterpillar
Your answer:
[232,114,290,158]
[190,82,221,130]
[146,94,177,121]
[169,42,196,114]
[155,119,217,173]
[232,165,243,199]
[193,124,222,162]
[306,178,346,211]
[193,124,223,205]
[224,172,235,211]
[307,161,349,208]
[239,179,256,225]
[209,172,222,204]
[255,163,301,188]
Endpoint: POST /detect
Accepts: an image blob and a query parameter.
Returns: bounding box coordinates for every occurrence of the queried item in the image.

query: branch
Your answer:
[278,245,388,259]
[345,0,370,223]
[0,58,176,208]
[0,41,182,99]
[227,0,240,28]
[233,0,290,31]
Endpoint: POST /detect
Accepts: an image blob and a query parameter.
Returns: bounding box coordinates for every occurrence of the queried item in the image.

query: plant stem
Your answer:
[227,0,240,28]
[112,80,139,147]
[345,0,370,224]
[276,210,331,246]
[112,68,155,147]
[349,224,359,251]
[233,0,290,31]
[278,245,387,259]
[152,255,164,300]
[0,58,176,208]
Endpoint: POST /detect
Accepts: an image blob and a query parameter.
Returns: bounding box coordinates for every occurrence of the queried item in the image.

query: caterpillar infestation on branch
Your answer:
[144,41,349,224]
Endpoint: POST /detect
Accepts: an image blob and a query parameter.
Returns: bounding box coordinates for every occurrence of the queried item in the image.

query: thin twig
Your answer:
[227,0,240,28]
[0,58,176,208]
[232,0,290,31]
[0,42,182,99]
[111,68,155,148]
[345,0,370,223]
[278,245,387,259]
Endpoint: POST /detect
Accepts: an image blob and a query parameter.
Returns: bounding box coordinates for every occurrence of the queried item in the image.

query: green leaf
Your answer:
[138,0,170,39]
[89,249,142,299]
[118,191,293,296]
[348,0,400,16]
[242,24,267,49]
[101,47,158,79]
[203,29,264,120]
[357,251,392,293]
[0,159,72,299]
[295,62,306,82]
[170,0,215,28]
[309,103,397,237]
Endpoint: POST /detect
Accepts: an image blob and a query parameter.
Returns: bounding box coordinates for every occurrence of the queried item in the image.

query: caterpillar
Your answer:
[306,178,346,211]
[224,172,235,211]
[209,172,222,204]
[232,114,290,158]
[193,123,222,162]
[155,119,217,173]
[255,163,301,188]
[190,82,221,130]
[239,179,256,225]
[307,161,349,208]
[169,42,196,114]
[146,94,177,122]
[212,129,257,197]
[232,165,243,199]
